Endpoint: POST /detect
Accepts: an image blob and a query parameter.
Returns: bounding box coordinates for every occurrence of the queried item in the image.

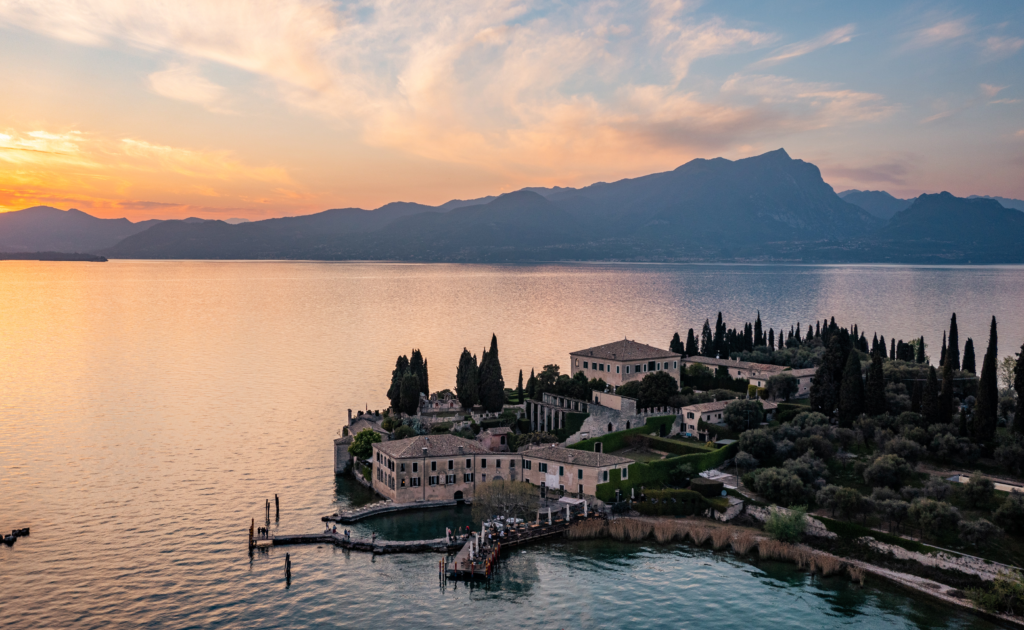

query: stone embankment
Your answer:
[857,537,1011,582]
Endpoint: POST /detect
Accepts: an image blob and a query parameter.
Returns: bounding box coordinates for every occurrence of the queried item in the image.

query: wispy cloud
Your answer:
[755,24,855,67]
[981,35,1024,59]
[148,63,231,113]
[721,74,896,127]
[905,17,972,49]
[980,83,1006,97]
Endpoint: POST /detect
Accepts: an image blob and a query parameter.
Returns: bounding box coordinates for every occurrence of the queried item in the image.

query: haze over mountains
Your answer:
[4,149,1024,263]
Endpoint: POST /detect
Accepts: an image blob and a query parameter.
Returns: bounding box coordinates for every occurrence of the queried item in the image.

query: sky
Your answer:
[0,0,1022,221]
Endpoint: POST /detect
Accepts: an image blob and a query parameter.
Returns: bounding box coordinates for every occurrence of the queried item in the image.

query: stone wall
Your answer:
[857,537,1006,581]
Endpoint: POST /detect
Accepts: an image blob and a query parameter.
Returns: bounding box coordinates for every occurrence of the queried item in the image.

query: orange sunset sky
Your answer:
[1,0,1022,222]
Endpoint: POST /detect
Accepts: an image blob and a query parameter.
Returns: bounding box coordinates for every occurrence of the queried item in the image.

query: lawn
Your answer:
[611,447,665,463]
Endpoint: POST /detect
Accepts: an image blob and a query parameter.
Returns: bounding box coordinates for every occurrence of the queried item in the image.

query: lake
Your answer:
[2,260,1023,629]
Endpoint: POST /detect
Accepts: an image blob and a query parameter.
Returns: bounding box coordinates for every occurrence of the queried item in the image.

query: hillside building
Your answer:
[570,339,681,388]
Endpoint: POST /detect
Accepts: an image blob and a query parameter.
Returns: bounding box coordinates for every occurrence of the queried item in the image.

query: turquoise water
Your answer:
[3,261,1023,628]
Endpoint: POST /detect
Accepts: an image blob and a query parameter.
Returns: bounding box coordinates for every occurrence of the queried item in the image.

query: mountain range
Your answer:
[4,149,1024,263]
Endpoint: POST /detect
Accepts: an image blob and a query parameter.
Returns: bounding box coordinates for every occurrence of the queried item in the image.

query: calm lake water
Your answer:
[3,261,1024,629]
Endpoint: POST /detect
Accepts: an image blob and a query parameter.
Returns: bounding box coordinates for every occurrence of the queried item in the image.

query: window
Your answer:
[410,477,421,487]
[467,458,472,468]
[481,459,486,468]
[577,469,583,480]
[400,463,405,472]
[616,365,620,374]
[583,361,589,369]
[648,361,655,372]
[500,436,506,445]
[446,474,456,484]
[464,473,474,483]
[448,460,454,470]
[524,460,531,470]
[559,465,564,477]
[625,366,630,374]
[496,459,502,468]
[579,484,584,494]
[429,476,439,485]
[559,485,565,491]
[538,463,548,473]
[575,358,579,367]
[482,474,486,483]
[431,461,437,472]
[674,361,678,369]
[401,478,406,487]
[412,462,418,473]
[687,412,694,419]
[509,459,516,468]
[622,468,628,480]
[657,362,661,370]
[598,363,604,372]
[635,364,642,373]
[602,470,609,482]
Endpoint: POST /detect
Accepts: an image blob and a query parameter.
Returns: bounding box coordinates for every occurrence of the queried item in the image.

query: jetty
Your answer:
[322,498,470,524]
[250,528,464,554]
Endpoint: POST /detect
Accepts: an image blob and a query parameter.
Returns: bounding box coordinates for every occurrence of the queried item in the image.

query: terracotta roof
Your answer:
[484,427,513,435]
[683,400,778,413]
[375,434,489,459]
[681,356,788,374]
[570,339,680,362]
[788,368,818,377]
[523,445,633,467]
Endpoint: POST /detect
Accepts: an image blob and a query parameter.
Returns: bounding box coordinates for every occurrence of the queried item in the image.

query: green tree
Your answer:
[1015,342,1024,436]
[810,337,844,417]
[516,369,524,404]
[863,454,913,490]
[764,506,807,542]
[964,472,995,508]
[975,316,999,443]
[526,368,536,400]
[864,350,887,416]
[409,349,428,397]
[685,328,698,356]
[399,373,420,416]
[348,428,381,460]
[766,373,799,401]
[669,332,683,354]
[838,350,864,428]
[478,334,505,412]
[455,349,479,409]
[939,353,955,426]
[722,399,765,433]
[754,311,764,347]
[616,380,641,399]
[962,338,976,373]
[739,428,776,463]
[920,366,940,426]
[700,319,713,357]
[948,313,961,371]
[909,498,961,539]
[768,328,775,352]
[994,494,1024,535]
[637,371,679,409]
[386,355,409,411]
[816,485,844,518]
[752,468,811,506]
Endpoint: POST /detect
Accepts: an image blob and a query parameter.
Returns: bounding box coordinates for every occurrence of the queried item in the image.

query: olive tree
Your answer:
[471,479,539,523]
[723,399,765,433]
[863,454,913,490]
[348,428,382,460]
[767,373,800,401]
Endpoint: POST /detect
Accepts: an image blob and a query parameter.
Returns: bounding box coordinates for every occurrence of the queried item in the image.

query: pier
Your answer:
[251,529,464,554]
[322,498,470,524]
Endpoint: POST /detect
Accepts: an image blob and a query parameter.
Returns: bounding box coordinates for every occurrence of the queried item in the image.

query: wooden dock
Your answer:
[322,498,470,524]
[250,530,465,554]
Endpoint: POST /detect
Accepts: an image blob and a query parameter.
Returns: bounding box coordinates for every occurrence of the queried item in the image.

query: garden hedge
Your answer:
[698,420,740,441]
[645,436,714,456]
[634,489,714,516]
[569,415,676,454]
[689,477,725,497]
[592,441,739,502]
[555,412,590,442]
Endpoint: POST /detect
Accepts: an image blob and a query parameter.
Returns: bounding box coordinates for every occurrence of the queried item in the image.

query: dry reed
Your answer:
[848,565,865,586]
[689,525,711,546]
[813,553,844,577]
[711,527,733,550]
[653,521,687,544]
[567,519,608,540]
[608,518,652,542]
[756,538,789,560]
[731,531,757,555]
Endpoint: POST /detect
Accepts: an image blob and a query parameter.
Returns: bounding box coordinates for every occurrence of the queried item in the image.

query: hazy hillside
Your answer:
[968,195,1024,212]
[838,190,913,220]
[0,206,159,253]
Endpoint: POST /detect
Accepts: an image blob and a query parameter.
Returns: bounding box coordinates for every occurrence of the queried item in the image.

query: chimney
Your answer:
[347,409,352,422]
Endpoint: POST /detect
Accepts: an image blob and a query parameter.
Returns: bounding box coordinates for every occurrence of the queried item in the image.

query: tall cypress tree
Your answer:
[455,349,479,408]
[921,366,940,426]
[478,333,505,412]
[767,328,775,352]
[700,319,713,357]
[754,312,763,347]
[1013,341,1024,436]
[713,313,725,358]
[810,337,844,417]
[879,335,886,358]
[915,337,926,364]
[685,329,698,356]
[864,349,887,416]
[948,313,961,371]
[963,338,976,373]
[939,352,955,426]
[911,380,923,413]
[974,317,999,443]
[409,349,428,395]
[939,332,947,368]
[838,350,865,427]
[669,332,683,354]
[517,369,524,404]
[890,338,896,360]
[526,368,536,400]
[400,372,420,416]
[387,354,410,411]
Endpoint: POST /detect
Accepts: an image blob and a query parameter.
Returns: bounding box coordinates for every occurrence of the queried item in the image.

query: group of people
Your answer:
[323,524,354,541]
[256,526,270,539]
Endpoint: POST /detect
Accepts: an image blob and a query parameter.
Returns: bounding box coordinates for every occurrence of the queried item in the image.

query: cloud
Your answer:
[980,83,1006,97]
[981,35,1024,59]
[148,63,230,112]
[1017,130,1024,138]
[755,24,855,66]
[824,162,909,186]
[721,74,895,127]
[905,18,972,48]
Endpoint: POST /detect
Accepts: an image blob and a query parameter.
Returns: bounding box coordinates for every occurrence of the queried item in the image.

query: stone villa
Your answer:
[679,355,788,387]
[571,339,682,388]
[519,445,633,496]
[372,434,497,503]
[680,399,778,435]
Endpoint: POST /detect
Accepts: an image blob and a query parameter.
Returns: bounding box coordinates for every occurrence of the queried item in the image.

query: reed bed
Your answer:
[756,538,789,561]
[609,518,653,542]
[711,527,733,550]
[653,521,688,544]
[848,565,866,586]
[812,553,844,577]
[731,531,757,555]
[688,525,711,546]
[566,519,608,540]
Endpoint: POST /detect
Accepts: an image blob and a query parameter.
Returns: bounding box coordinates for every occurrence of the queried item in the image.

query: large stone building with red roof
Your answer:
[569,339,682,389]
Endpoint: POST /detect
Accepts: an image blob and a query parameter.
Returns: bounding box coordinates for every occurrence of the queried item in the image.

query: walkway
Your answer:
[323,498,470,524]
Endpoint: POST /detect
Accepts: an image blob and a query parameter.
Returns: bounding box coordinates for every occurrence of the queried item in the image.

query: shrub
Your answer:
[963,472,995,508]
[735,451,759,471]
[690,477,724,497]
[430,422,453,433]
[764,505,807,542]
[909,498,961,539]
[968,571,1024,615]
[958,519,1002,548]
[921,479,950,501]
[739,428,776,463]
[723,399,765,433]
[882,437,924,464]
[393,424,417,439]
[994,493,1024,535]
[752,467,811,506]
[863,454,913,490]
[634,489,713,516]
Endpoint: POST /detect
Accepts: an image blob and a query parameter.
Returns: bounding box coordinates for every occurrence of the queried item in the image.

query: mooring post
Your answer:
[547,508,552,525]
[275,494,280,520]
[285,553,291,579]
[265,499,270,523]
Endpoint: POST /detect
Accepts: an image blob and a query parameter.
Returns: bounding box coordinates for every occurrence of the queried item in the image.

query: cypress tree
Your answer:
[864,349,887,416]
[527,368,536,400]
[963,338,976,373]
[700,320,713,357]
[387,355,410,411]
[911,380,923,413]
[1013,341,1024,436]
[808,326,815,343]
[890,338,896,360]
[478,334,506,412]
[455,349,479,408]
[872,333,879,355]
[669,332,683,354]
[948,313,961,371]
[400,372,420,416]
[795,322,802,345]
[517,369,524,404]
[879,335,886,358]
[815,321,821,339]
[754,312,763,347]
[974,317,999,443]
[838,350,865,427]
[939,352,955,426]
[915,337,926,364]
[768,328,775,352]
[921,366,940,426]
[939,332,947,368]
[713,313,725,358]
[409,349,428,395]
[810,337,844,417]
[685,329,698,356]
[860,333,868,353]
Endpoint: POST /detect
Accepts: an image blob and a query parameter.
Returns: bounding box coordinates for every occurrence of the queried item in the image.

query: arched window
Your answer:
[607,423,613,433]
[626,421,631,429]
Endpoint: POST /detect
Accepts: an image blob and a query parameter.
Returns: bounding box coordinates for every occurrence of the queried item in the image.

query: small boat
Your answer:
[2,535,15,545]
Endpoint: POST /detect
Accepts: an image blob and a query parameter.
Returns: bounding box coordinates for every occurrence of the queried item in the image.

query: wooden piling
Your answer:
[275,494,280,520]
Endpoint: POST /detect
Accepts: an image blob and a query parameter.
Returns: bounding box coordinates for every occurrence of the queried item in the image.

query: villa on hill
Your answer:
[570,339,682,388]
[680,355,788,387]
